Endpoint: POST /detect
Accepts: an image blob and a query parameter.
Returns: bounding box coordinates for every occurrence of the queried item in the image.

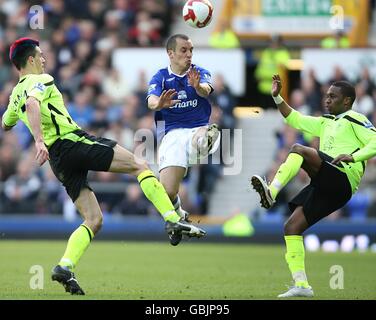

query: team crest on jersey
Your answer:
[33,82,46,92]
[177,90,187,100]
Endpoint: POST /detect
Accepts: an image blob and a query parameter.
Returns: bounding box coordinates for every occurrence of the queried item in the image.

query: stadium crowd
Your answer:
[0,0,233,217]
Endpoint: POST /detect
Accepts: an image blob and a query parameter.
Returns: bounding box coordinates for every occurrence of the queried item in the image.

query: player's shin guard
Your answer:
[284,235,310,288]
[59,224,94,271]
[137,170,180,223]
[269,153,303,200]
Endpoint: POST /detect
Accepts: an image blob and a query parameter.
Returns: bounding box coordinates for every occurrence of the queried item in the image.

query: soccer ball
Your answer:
[182,0,214,29]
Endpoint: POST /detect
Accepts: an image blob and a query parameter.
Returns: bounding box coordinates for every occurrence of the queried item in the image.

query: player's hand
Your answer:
[158,89,181,109]
[271,74,282,97]
[35,140,50,166]
[187,67,200,89]
[331,154,354,165]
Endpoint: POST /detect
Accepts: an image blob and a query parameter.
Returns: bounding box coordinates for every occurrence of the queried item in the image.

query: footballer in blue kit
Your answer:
[147,34,220,246]
[148,64,213,139]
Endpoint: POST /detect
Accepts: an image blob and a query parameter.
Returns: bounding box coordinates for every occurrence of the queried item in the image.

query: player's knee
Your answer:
[131,159,149,176]
[290,143,304,155]
[284,219,297,235]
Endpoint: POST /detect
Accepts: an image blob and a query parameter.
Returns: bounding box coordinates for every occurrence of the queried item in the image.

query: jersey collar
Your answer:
[168,65,190,78]
[18,75,28,83]
[335,110,351,120]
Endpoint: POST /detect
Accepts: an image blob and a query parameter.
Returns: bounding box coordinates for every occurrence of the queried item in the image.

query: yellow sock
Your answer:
[137,170,180,223]
[59,224,94,271]
[284,235,310,288]
[269,153,303,200]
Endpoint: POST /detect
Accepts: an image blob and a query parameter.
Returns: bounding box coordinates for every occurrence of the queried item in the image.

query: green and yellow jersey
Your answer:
[285,109,376,193]
[2,73,80,147]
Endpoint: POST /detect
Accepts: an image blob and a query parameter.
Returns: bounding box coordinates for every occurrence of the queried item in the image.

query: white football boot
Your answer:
[278,286,314,298]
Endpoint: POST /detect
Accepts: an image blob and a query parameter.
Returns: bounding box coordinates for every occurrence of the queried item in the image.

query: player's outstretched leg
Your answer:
[251,152,304,208]
[165,218,206,246]
[250,175,275,209]
[51,265,85,295]
[169,195,191,246]
[109,145,207,245]
[52,189,101,295]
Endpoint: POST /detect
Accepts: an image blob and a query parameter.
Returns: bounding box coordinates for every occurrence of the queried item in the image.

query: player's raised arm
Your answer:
[187,67,211,97]
[25,96,49,166]
[271,74,293,118]
[147,89,181,111]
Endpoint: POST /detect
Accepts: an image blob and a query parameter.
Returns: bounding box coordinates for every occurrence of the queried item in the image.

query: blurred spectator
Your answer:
[128,10,161,46]
[208,19,240,49]
[356,67,376,96]
[102,68,131,104]
[344,190,371,221]
[196,161,222,214]
[255,34,290,108]
[141,0,172,38]
[67,89,95,128]
[133,70,150,117]
[301,69,322,114]
[289,89,310,115]
[114,183,151,215]
[211,74,237,130]
[32,165,65,214]
[328,66,348,84]
[321,31,350,49]
[353,82,374,119]
[91,171,124,214]
[0,140,20,181]
[3,159,41,213]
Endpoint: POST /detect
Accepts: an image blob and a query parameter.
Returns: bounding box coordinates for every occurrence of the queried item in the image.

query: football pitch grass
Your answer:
[0,240,375,300]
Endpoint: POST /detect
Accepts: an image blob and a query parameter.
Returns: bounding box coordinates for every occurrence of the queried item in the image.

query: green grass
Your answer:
[0,240,375,300]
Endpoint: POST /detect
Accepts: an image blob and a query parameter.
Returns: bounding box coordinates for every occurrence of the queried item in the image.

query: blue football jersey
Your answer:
[147,64,213,138]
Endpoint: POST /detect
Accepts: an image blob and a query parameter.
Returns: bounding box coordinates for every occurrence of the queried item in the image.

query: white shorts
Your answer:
[158,127,220,172]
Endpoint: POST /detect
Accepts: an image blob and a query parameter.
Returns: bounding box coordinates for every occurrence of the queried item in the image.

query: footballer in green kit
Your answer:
[2,38,206,295]
[251,74,376,298]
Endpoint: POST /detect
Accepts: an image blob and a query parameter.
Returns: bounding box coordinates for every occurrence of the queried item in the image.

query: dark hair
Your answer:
[9,37,39,70]
[166,34,189,52]
[332,81,356,105]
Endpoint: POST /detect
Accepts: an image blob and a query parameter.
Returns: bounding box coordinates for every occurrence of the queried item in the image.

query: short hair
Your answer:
[332,81,356,105]
[166,34,190,52]
[9,37,39,70]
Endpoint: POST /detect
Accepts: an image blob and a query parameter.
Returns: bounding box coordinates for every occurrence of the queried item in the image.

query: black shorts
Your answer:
[288,151,352,226]
[49,130,117,202]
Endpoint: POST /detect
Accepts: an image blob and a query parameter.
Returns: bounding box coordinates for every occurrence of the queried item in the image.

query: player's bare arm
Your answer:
[148,89,181,111]
[272,74,293,118]
[25,96,50,166]
[331,154,354,165]
[188,67,211,97]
